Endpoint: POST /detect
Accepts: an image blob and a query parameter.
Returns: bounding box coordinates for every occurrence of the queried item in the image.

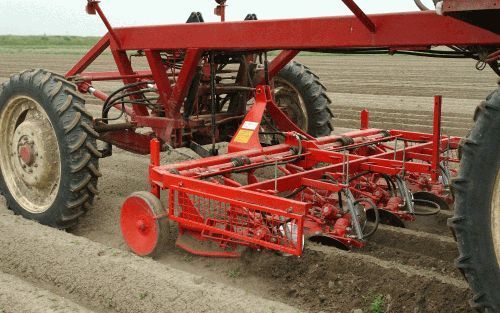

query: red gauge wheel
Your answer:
[120,191,169,258]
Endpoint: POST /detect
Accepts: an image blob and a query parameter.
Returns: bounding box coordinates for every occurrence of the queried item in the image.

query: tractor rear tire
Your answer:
[0,69,100,229]
[449,85,500,313]
[274,61,334,137]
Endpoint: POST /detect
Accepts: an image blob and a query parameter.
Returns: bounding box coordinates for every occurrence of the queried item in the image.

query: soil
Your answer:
[0,271,94,313]
[1,52,496,313]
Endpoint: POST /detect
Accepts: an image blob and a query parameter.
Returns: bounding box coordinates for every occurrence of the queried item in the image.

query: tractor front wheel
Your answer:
[0,69,100,228]
[449,85,500,312]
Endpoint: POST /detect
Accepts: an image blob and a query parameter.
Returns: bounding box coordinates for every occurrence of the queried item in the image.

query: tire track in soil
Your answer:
[0,271,96,313]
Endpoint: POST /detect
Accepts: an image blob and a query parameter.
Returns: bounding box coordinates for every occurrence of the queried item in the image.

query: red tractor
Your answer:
[0,0,498,311]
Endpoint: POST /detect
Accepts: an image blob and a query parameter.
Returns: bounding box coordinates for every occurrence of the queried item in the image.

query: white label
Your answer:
[242,121,259,130]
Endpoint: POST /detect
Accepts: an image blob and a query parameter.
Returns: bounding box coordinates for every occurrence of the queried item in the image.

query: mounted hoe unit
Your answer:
[0,0,498,311]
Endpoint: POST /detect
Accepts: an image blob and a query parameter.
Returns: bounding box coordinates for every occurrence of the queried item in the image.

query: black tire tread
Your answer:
[449,85,500,313]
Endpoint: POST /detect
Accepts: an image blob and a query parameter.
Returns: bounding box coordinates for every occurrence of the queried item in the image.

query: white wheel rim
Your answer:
[272,77,309,132]
[0,96,61,214]
[492,170,500,267]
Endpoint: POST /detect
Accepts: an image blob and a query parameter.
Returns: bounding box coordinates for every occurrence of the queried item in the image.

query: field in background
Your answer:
[0,35,408,56]
[0,35,101,54]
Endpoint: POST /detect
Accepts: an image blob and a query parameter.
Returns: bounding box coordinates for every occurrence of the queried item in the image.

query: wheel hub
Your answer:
[18,140,35,167]
[11,120,55,187]
[136,219,148,232]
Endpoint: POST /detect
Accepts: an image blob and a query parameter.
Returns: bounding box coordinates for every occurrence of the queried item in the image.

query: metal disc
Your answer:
[309,235,350,251]
[413,191,450,211]
[366,208,405,228]
[120,192,165,256]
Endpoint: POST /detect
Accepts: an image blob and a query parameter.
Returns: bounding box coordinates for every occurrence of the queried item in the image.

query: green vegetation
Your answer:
[226,267,241,279]
[0,35,100,46]
[369,294,385,313]
[0,35,101,54]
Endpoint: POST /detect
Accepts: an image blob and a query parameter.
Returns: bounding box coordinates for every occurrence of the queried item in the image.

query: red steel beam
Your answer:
[267,50,300,80]
[145,50,173,116]
[167,49,204,115]
[431,95,442,182]
[110,11,499,51]
[112,50,149,116]
[76,71,153,82]
[66,34,110,77]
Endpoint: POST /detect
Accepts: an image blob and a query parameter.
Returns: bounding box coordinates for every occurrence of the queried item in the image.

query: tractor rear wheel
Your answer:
[0,69,100,229]
[449,85,500,312]
[273,61,334,137]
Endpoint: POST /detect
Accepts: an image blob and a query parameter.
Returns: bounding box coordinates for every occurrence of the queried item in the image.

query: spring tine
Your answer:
[344,188,364,240]
[402,142,406,177]
[274,159,278,192]
[346,153,350,185]
[393,138,398,160]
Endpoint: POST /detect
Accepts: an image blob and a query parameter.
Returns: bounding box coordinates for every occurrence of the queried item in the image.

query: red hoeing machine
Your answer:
[64,0,498,257]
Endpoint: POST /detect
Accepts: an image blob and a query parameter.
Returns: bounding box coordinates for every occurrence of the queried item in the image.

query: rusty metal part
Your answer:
[93,121,135,133]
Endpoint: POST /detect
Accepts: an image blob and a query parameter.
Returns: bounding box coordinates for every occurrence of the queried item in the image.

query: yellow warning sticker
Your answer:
[234,129,254,143]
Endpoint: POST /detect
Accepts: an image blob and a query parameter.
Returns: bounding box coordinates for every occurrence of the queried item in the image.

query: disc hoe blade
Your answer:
[366,208,406,228]
[309,235,351,251]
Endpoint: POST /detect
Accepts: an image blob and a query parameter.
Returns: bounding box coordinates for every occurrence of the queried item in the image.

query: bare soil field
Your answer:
[0,52,498,313]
